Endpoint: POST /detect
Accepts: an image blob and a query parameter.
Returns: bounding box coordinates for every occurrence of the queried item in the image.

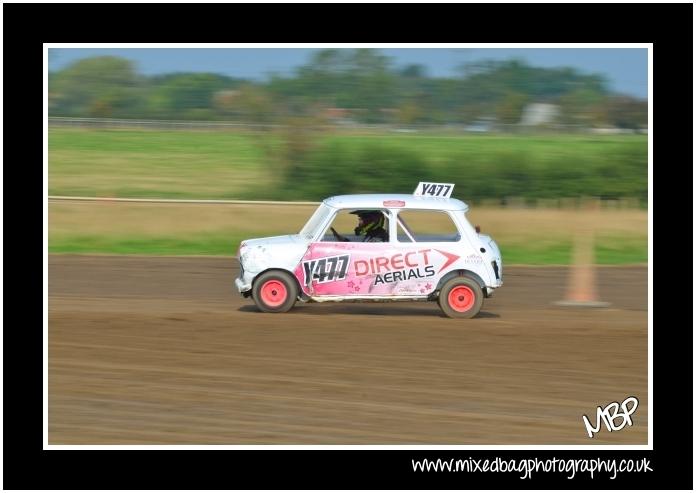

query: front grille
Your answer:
[491,260,500,280]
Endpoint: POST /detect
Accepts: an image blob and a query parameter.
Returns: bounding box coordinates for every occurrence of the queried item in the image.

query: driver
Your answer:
[331,210,388,242]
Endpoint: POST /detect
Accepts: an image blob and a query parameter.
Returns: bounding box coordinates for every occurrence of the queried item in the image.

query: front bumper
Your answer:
[235,277,252,294]
[235,260,259,294]
[235,258,254,294]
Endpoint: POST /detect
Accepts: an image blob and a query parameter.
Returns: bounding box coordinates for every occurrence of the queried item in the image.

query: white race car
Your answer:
[235,182,503,318]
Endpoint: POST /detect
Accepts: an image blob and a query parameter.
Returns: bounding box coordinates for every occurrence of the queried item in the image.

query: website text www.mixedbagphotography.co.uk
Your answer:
[412,456,652,479]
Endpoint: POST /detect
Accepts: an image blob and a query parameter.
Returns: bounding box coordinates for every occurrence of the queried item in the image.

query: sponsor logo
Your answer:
[354,249,433,276]
[353,249,460,286]
[374,265,435,286]
[302,254,351,286]
[435,249,460,273]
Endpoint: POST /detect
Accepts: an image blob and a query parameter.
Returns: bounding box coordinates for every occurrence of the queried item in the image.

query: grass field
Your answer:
[48,127,648,201]
[48,201,648,264]
[48,127,648,264]
[49,129,267,199]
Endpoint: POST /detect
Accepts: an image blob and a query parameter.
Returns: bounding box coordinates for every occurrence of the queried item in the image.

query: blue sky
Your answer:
[48,47,648,99]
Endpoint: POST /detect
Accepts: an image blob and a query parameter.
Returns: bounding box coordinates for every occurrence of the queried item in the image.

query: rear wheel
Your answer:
[438,277,483,319]
[252,270,298,313]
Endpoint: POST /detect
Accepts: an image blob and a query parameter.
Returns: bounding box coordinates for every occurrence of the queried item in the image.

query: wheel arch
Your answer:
[431,269,487,299]
[252,267,305,301]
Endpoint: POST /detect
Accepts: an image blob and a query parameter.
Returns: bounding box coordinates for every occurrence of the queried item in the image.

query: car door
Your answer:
[294,209,401,298]
[296,241,392,297]
[382,209,467,296]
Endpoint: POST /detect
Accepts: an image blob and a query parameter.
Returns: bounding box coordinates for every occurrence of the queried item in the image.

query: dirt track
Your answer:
[48,255,648,445]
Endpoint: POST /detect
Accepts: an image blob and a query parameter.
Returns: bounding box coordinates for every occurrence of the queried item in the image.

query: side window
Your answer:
[320,209,390,243]
[396,210,460,242]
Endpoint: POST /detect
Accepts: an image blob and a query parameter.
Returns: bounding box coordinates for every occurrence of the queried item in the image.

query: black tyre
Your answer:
[252,270,298,313]
[438,277,483,319]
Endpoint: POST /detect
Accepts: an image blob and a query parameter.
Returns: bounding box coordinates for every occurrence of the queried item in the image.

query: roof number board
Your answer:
[413,182,455,198]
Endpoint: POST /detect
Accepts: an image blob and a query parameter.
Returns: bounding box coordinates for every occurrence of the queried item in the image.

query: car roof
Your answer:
[323,194,469,212]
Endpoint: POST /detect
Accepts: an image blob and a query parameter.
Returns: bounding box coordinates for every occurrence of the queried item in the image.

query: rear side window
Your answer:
[396,210,460,242]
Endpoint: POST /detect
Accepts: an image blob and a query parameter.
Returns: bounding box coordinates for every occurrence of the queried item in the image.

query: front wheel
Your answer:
[252,270,298,313]
[438,277,483,319]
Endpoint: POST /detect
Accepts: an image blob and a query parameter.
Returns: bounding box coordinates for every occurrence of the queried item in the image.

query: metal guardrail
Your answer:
[47,117,444,132]
[48,195,643,210]
[47,117,420,132]
[48,117,646,134]
[48,117,282,130]
[48,195,320,206]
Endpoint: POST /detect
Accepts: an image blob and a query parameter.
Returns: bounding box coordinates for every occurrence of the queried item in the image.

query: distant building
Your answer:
[324,107,349,120]
[520,103,559,126]
[590,127,636,135]
[323,107,357,125]
[464,119,494,133]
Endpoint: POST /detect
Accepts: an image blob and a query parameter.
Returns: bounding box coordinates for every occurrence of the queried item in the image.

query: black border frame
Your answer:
[5,2,693,489]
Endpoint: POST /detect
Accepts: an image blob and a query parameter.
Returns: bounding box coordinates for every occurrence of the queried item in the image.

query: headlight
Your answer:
[236,241,247,260]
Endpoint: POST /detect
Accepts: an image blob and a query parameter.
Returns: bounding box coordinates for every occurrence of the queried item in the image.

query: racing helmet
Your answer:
[351,210,385,236]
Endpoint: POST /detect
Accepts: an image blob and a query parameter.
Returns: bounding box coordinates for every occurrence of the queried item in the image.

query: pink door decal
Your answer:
[295,241,462,297]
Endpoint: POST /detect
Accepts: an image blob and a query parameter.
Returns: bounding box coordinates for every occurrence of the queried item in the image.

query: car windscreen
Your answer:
[299,203,333,240]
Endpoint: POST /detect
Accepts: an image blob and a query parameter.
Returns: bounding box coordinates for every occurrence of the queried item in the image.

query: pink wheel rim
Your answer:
[448,286,475,312]
[260,280,287,307]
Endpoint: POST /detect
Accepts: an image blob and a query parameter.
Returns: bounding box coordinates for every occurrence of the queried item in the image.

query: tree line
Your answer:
[49,49,647,129]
